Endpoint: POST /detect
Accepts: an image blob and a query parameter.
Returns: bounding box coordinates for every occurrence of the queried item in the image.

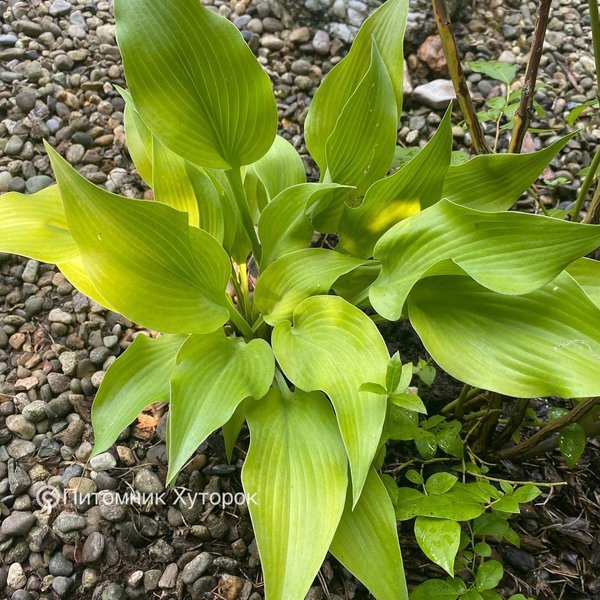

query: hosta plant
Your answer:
[2,0,600,598]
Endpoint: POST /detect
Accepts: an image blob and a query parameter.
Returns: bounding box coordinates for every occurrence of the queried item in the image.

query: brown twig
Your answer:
[493,397,600,461]
[509,0,552,153]
[583,179,600,224]
[489,398,530,452]
[432,0,490,154]
[472,393,503,455]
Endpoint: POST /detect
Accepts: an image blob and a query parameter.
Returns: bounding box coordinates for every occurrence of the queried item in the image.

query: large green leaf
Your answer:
[442,135,574,212]
[567,257,600,308]
[408,273,600,398]
[0,185,113,308]
[242,388,348,600]
[371,199,600,320]
[48,145,231,334]
[258,183,346,267]
[254,249,368,325]
[272,295,389,503]
[91,334,185,455]
[184,165,225,244]
[338,107,452,258]
[152,137,200,227]
[117,86,153,185]
[324,40,397,195]
[115,0,277,169]
[168,331,274,483]
[330,469,407,600]
[305,0,408,170]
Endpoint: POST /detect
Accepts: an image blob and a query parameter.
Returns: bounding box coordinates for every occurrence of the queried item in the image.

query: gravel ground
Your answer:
[0,0,599,599]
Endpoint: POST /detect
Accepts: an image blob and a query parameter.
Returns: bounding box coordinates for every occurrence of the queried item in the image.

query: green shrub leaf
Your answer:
[255,248,368,325]
[272,295,389,504]
[395,486,487,521]
[567,257,600,308]
[242,388,348,600]
[410,577,466,600]
[371,199,600,320]
[330,469,408,600]
[559,423,586,468]
[91,334,186,455]
[465,60,517,85]
[408,273,600,398]
[115,0,277,168]
[47,145,231,334]
[338,107,452,258]
[168,331,274,483]
[425,473,458,495]
[475,560,504,591]
[414,517,461,576]
[442,135,575,212]
[305,0,408,169]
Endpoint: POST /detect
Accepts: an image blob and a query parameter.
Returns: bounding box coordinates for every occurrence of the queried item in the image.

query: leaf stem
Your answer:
[583,178,600,224]
[508,0,552,153]
[432,0,490,155]
[274,369,293,400]
[226,168,262,264]
[589,0,600,106]
[226,295,254,339]
[572,144,600,221]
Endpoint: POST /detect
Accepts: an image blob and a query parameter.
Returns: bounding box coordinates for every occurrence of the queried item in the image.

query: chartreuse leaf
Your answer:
[91,334,186,455]
[333,263,381,307]
[559,423,586,468]
[167,331,274,483]
[117,86,153,185]
[465,60,516,84]
[247,135,306,203]
[410,578,466,600]
[325,40,397,195]
[408,273,600,398]
[272,296,389,503]
[330,469,408,600]
[305,0,408,169]
[184,165,225,244]
[395,485,487,521]
[414,517,460,576]
[47,145,231,334]
[222,401,247,463]
[115,0,277,169]
[152,137,200,227]
[0,186,113,308]
[567,257,600,308]
[258,183,347,267]
[371,199,600,320]
[242,388,347,600]
[475,560,504,591]
[254,249,368,325]
[338,107,452,258]
[442,135,574,212]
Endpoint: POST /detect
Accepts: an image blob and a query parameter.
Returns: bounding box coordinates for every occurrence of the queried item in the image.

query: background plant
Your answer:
[1,1,600,599]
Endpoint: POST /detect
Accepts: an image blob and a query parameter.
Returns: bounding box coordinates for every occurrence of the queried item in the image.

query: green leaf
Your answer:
[152,137,201,227]
[491,495,521,514]
[115,0,277,168]
[567,257,600,308]
[559,422,586,468]
[242,388,348,600]
[47,144,231,334]
[338,107,452,258]
[465,60,517,84]
[247,135,306,204]
[395,486,486,521]
[410,578,466,600]
[167,331,274,483]
[414,517,461,576]
[512,484,542,504]
[462,592,485,600]
[567,99,598,126]
[475,560,504,591]
[387,352,404,392]
[390,393,427,414]
[474,542,492,557]
[117,86,153,185]
[222,400,247,463]
[258,183,348,268]
[425,473,458,495]
[371,199,600,320]
[408,273,600,398]
[331,469,408,600]
[91,334,186,455]
[325,39,397,195]
[255,248,368,325]
[305,0,408,170]
[272,295,389,504]
[332,263,381,307]
[442,135,574,212]
[360,382,388,395]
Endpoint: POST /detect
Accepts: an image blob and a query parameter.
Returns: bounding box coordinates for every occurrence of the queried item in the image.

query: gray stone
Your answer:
[5,135,24,156]
[47,372,71,394]
[102,583,127,600]
[89,452,116,472]
[6,439,36,459]
[48,308,73,324]
[144,570,162,592]
[25,296,44,316]
[82,532,105,564]
[261,34,285,50]
[49,0,72,16]
[1,512,36,537]
[22,400,47,423]
[158,563,178,589]
[58,351,78,376]
[54,513,87,533]
[52,576,74,595]
[182,551,213,585]
[7,563,26,589]
[49,553,74,576]
[66,144,85,163]
[55,53,74,71]
[25,175,53,194]
[46,396,72,418]
[6,415,36,439]
[15,90,37,112]
[134,468,164,494]
[312,30,330,55]
[0,171,12,192]
[412,79,457,109]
